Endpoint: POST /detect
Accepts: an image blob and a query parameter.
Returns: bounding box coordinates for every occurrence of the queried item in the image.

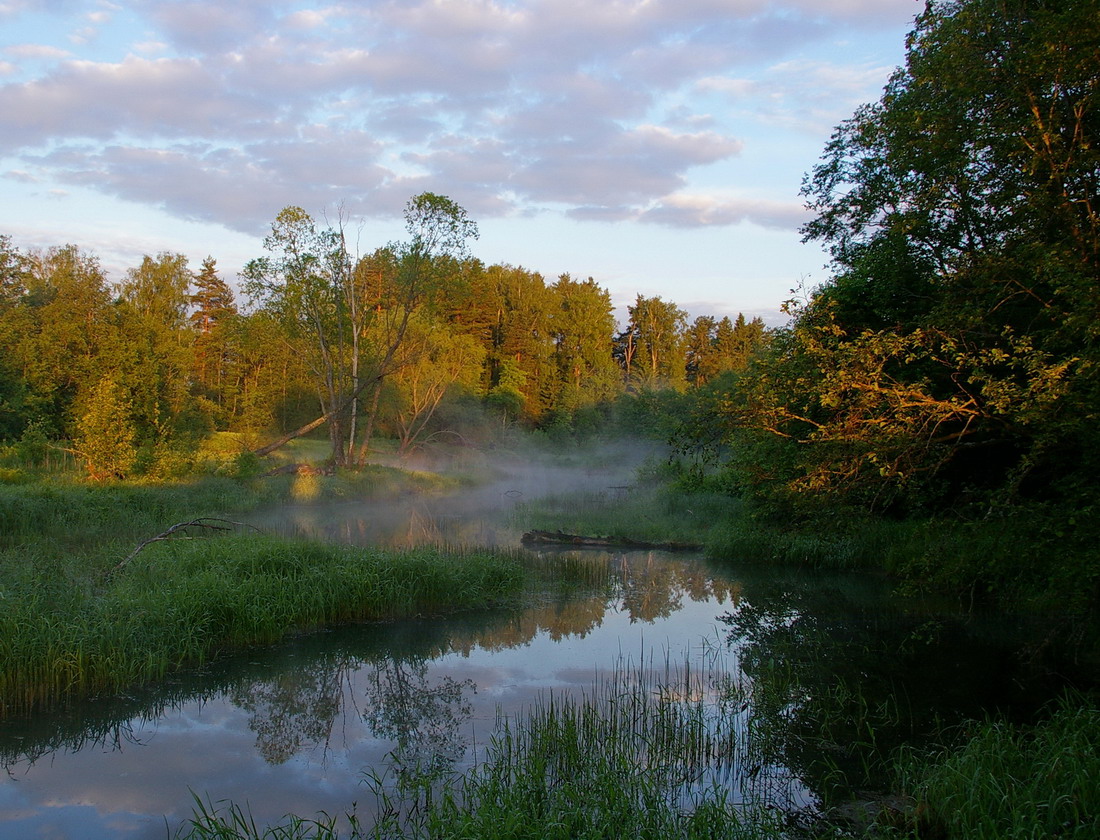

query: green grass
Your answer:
[0,464,508,717]
[0,536,526,716]
[0,476,270,549]
[888,696,1100,839]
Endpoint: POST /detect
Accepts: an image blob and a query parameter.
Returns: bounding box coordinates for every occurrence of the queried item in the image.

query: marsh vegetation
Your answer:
[2,438,1095,839]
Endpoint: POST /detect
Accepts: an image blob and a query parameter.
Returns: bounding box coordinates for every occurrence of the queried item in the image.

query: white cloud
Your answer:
[142,0,279,53]
[637,193,809,230]
[280,8,331,30]
[3,168,38,182]
[0,55,277,149]
[4,43,73,59]
[131,40,168,54]
[0,0,915,255]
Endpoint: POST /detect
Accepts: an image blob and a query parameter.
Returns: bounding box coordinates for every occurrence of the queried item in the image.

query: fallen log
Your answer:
[521,529,703,552]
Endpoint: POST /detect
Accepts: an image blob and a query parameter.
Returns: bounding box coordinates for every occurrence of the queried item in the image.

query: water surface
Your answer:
[0,466,1071,838]
[2,550,754,838]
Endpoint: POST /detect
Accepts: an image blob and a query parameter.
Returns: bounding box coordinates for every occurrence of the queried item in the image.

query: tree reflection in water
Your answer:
[229,658,348,765]
[718,566,1076,808]
[362,656,475,797]
[225,647,476,789]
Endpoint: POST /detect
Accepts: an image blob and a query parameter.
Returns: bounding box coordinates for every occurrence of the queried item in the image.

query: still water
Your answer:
[1,549,761,838]
[0,474,1065,839]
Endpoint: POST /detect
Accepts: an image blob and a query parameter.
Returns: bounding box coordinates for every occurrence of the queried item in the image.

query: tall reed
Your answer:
[0,537,526,716]
[892,695,1100,839]
[361,650,794,840]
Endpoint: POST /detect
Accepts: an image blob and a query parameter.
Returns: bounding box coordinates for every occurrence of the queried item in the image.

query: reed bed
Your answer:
[0,537,526,717]
[411,659,772,840]
[180,651,796,840]
[892,696,1100,839]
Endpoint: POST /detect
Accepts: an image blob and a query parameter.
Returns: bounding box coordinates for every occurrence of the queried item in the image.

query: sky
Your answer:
[0,0,922,325]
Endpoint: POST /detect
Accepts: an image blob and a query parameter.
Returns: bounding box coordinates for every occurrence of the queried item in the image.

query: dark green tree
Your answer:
[116,252,196,457]
[15,245,119,439]
[189,256,239,426]
[714,0,1100,513]
[684,315,719,386]
[485,264,555,420]
[547,274,620,417]
[714,314,767,372]
[0,236,30,439]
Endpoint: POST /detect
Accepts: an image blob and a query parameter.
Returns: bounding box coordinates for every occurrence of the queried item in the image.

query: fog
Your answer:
[250,436,670,549]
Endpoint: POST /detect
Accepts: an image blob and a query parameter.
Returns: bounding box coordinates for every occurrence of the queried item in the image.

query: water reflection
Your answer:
[2,546,1068,838]
[363,657,474,792]
[720,565,1077,805]
[229,657,348,766]
[0,550,739,839]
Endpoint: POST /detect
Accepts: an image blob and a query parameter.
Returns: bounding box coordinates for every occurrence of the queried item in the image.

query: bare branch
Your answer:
[111,518,262,576]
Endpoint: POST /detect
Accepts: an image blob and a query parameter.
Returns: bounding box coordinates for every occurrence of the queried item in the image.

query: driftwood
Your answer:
[521,529,703,552]
[111,518,262,575]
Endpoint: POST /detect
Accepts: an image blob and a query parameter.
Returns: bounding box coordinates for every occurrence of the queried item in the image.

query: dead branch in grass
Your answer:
[111,518,262,575]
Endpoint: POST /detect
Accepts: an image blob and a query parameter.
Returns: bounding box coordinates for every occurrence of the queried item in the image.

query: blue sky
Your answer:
[0,0,921,325]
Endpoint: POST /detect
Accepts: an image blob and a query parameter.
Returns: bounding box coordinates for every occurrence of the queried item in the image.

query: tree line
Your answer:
[0,194,765,479]
[671,0,1099,608]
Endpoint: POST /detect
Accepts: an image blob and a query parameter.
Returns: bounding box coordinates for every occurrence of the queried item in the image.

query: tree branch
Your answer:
[111,518,261,576]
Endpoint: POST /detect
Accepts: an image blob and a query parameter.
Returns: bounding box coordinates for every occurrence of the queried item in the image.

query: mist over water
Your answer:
[251,439,666,549]
[1,439,1056,838]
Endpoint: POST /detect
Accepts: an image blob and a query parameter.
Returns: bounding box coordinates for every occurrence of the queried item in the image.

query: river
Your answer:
[0,460,1070,839]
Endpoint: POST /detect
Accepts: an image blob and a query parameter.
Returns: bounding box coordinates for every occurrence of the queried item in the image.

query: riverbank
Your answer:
[0,467,521,717]
[5,451,1098,839]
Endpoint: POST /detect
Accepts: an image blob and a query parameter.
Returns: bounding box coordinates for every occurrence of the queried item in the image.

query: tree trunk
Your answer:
[354,378,384,465]
[252,375,377,458]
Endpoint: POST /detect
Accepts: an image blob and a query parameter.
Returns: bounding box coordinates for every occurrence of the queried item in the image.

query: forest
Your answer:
[0,195,765,479]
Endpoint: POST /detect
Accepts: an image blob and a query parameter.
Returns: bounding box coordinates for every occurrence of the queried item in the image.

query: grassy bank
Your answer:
[1,536,526,717]
[884,696,1100,839]
[0,466,456,543]
[0,464,506,717]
